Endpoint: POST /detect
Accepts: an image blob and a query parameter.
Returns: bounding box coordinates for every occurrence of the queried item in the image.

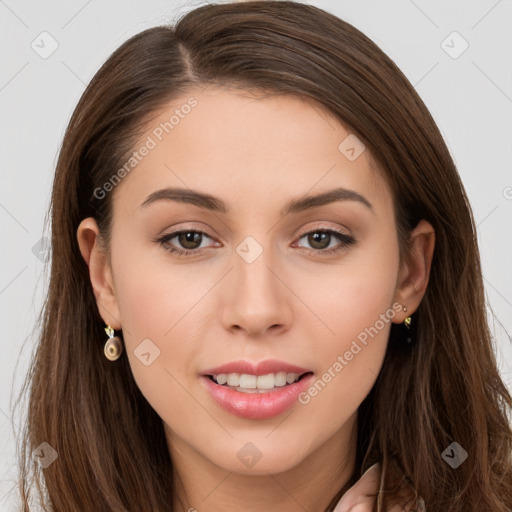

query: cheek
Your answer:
[110,241,217,400]
[301,273,395,395]
[301,240,399,348]
[294,236,399,415]
[111,258,205,428]
[112,238,203,337]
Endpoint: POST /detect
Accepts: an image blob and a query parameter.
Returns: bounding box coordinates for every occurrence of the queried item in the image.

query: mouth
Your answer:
[205,371,314,393]
[199,359,315,418]
[200,370,316,420]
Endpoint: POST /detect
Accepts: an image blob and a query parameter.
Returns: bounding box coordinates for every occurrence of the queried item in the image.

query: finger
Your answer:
[346,501,410,512]
[333,462,381,512]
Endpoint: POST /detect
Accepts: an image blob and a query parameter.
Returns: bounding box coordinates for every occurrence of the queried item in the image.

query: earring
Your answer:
[104,325,123,361]
[402,306,413,343]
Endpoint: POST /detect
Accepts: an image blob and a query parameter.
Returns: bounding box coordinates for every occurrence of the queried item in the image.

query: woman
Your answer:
[14,1,512,511]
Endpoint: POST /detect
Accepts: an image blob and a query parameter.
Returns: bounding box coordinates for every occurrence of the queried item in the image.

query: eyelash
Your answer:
[155,225,356,258]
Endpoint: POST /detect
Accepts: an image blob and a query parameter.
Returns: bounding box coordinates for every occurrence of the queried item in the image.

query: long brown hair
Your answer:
[12,1,512,510]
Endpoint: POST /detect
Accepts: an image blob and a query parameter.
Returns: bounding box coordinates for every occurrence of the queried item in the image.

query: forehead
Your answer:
[111,85,391,219]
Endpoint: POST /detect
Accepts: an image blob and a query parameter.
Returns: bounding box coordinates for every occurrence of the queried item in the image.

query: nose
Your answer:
[221,248,292,338]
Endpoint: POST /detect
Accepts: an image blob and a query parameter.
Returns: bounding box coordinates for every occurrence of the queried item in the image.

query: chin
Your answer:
[209,441,309,476]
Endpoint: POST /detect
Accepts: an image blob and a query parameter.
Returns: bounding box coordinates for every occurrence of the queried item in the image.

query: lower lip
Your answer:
[199,373,315,420]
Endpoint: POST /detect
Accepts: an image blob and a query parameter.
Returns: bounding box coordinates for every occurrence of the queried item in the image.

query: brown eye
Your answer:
[306,232,331,250]
[157,230,216,256]
[295,228,356,256]
[177,231,203,250]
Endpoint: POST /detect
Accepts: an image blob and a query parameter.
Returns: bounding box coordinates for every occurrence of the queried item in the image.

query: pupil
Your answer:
[180,232,201,249]
[309,232,329,249]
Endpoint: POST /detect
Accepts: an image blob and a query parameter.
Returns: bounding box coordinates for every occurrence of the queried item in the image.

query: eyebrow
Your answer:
[139,186,374,217]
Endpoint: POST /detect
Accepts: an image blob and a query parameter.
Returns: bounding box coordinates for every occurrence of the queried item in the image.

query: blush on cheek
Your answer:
[315,288,396,394]
[310,278,396,343]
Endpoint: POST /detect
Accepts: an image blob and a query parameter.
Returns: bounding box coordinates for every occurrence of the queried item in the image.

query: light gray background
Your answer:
[1,0,511,509]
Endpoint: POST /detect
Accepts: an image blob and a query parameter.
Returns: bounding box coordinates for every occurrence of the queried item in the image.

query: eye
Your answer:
[294,227,356,256]
[156,230,217,256]
[155,225,356,257]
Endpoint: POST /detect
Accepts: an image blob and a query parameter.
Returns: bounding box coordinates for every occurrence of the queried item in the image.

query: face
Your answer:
[82,86,408,477]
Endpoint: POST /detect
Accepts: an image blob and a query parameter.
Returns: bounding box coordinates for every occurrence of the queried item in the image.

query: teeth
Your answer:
[239,374,257,388]
[257,373,277,389]
[286,373,298,384]
[216,374,228,385]
[212,372,302,390]
[227,374,239,386]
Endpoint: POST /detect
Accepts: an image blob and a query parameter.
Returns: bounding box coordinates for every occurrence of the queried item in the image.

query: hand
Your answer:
[333,463,426,512]
[333,462,381,512]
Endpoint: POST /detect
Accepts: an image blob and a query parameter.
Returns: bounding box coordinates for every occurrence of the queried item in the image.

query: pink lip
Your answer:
[199,364,315,420]
[201,359,312,377]
[200,373,315,420]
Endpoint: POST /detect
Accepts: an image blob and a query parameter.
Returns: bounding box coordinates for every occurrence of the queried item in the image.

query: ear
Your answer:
[393,219,435,323]
[77,217,122,330]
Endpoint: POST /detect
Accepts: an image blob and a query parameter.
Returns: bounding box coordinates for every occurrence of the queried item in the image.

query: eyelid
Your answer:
[159,221,352,240]
[295,221,352,238]
[157,223,217,241]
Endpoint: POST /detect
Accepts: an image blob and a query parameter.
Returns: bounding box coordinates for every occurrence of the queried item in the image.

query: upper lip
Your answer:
[201,359,313,377]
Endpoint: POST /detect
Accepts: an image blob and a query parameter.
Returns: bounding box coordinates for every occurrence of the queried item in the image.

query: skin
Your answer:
[77,86,435,512]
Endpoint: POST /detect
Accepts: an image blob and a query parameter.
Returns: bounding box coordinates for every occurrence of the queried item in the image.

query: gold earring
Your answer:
[402,306,412,328]
[104,325,123,361]
[401,306,413,343]
[402,306,412,334]
[404,316,412,329]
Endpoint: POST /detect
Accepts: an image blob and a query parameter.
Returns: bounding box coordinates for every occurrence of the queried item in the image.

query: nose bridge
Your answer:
[234,233,280,305]
[223,233,290,334]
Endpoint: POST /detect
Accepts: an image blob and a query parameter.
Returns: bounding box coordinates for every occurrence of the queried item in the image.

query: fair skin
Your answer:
[77,86,434,512]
